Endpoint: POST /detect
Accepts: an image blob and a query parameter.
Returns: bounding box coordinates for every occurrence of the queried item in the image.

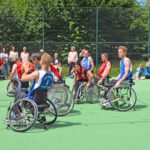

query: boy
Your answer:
[73,63,89,101]
[14,53,54,104]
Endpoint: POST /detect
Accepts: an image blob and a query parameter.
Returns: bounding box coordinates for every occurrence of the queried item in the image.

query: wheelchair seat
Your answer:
[54,79,65,84]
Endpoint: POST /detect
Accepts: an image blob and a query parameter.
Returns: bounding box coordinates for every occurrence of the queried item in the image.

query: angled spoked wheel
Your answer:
[47,84,74,116]
[7,98,38,132]
[107,86,137,111]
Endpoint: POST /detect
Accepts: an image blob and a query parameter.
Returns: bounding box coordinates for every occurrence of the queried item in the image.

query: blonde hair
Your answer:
[41,52,52,68]
[118,46,128,53]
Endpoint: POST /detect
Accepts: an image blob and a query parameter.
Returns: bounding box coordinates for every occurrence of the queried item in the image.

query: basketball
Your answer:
[21,62,36,73]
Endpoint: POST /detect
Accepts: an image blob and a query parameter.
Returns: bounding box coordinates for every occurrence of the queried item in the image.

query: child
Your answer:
[53,52,62,75]
[30,52,42,70]
[16,53,54,104]
[10,58,34,88]
[50,63,62,82]
[73,63,89,101]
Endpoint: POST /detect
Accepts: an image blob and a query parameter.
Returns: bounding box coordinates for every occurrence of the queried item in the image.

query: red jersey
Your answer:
[50,64,62,79]
[0,59,4,67]
[75,68,88,81]
[16,62,23,78]
[98,61,109,77]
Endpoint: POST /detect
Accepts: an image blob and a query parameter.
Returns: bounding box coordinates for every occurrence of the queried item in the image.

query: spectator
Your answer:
[9,46,18,71]
[0,48,9,78]
[133,63,145,80]
[0,58,5,79]
[67,46,78,75]
[20,47,29,63]
[145,59,150,79]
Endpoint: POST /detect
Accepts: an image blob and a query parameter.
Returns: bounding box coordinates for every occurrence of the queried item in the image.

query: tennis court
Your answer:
[0,78,150,150]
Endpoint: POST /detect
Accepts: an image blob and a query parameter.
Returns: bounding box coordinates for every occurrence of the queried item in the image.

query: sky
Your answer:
[137,0,147,5]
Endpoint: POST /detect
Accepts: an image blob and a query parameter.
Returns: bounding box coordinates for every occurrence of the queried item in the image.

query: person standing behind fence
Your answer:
[67,46,78,76]
[20,47,29,63]
[9,46,18,71]
[0,48,9,78]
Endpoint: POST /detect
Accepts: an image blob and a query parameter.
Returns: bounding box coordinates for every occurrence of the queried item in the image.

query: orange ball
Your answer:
[21,62,36,73]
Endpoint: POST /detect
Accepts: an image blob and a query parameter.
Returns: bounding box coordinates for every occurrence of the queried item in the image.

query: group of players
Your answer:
[1,45,132,108]
[72,45,132,107]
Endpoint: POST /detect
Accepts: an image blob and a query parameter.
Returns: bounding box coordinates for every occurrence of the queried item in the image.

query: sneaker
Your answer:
[99,98,109,105]
[102,102,112,109]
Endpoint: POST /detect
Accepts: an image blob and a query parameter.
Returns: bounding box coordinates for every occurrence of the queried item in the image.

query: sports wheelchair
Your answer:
[96,77,137,111]
[72,79,100,103]
[47,79,74,116]
[7,78,22,97]
[6,87,57,132]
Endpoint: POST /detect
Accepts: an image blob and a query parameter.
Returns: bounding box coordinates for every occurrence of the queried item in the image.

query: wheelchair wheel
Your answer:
[7,99,38,132]
[7,78,21,97]
[47,85,74,116]
[107,87,137,111]
[38,99,57,125]
[85,83,100,103]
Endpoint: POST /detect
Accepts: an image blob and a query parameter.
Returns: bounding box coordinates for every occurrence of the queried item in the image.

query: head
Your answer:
[11,46,15,51]
[54,53,58,59]
[17,57,22,62]
[83,50,89,57]
[118,46,127,59]
[23,47,27,52]
[71,46,75,52]
[30,52,42,65]
[139,63,144,68]
[2,47,6,53]
[73,63,81,72]
[40,52,52,69]
[40,49,45,53]
[101,53,109,62]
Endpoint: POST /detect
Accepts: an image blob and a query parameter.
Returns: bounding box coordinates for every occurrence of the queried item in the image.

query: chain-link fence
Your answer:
[0,7,149,66]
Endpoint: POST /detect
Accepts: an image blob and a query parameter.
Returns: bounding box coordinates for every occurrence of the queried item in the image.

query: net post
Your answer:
[96,7,99,73]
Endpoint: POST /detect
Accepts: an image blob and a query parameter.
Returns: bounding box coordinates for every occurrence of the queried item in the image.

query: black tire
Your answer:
[85,83,100,103]
[47,85,74,116]
[8,99,38,132]
[107,87,137,111]
[72,82,86,103]
[41,99,57,125]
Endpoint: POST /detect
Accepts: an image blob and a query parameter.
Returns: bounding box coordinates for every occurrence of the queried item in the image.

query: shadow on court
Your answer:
[23,121,82,133]
[67,110,81,116]
[134,104,147,111]
[83,120,150,126]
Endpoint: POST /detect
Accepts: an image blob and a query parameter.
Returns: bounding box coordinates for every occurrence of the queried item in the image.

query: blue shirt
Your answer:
[28,70,53,100]
[117,57,132,81]
[81,57,92,71]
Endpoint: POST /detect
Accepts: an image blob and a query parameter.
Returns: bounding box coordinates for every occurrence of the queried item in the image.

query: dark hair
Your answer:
[101,53,109,58]
[30,52,41,61]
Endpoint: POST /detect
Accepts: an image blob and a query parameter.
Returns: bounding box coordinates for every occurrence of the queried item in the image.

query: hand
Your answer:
[98,79,103,85]
[87,82,91,88]
[24,66,31,74]
[114,81,121,88]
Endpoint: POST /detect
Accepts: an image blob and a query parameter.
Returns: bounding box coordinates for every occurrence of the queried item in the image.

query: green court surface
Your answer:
[0,79,150,150]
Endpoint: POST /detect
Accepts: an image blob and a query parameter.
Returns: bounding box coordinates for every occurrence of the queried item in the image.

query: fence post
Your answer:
[42,6,45,50]
[96,7,99,72]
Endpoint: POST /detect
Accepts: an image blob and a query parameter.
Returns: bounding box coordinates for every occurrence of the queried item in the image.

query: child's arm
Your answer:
[21,66,39,82]
[10,64,17,81]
